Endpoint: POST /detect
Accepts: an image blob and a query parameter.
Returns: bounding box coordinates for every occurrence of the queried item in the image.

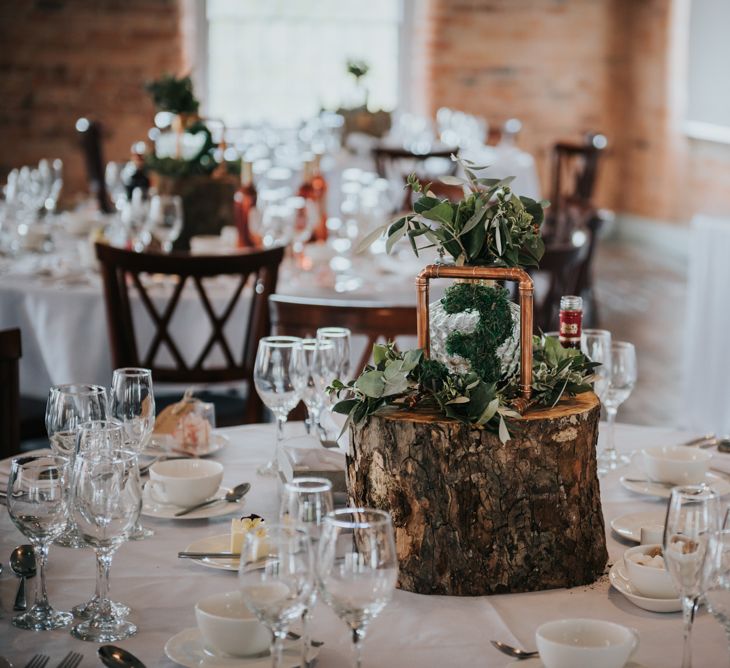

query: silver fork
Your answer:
[56,652,83,668]
[24,656,50,668]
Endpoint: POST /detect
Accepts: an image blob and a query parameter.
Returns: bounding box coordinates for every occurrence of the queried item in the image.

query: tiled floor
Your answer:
[592,238,686,428]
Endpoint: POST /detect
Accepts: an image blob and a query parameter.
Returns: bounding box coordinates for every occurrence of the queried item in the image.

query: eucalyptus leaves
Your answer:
[359,155,547,267]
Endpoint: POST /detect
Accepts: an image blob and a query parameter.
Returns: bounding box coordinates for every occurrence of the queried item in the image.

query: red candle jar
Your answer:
[559,295,583,349]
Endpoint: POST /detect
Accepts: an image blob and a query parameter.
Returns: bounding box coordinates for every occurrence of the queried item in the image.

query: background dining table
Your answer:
[0,422,727,667]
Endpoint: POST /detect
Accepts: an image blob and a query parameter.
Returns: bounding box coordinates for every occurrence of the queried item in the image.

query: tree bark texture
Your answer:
[347,392,606,596]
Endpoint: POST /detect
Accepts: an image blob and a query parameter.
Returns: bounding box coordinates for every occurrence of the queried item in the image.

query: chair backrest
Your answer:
[269,295,417,373]
[546,133,606,242]
[95,244,285,422]
[76,118,113,214]
[0,328,22,459]
[531,241,588,332]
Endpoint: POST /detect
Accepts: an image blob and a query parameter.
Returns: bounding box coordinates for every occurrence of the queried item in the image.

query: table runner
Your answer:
[0,422,726,666]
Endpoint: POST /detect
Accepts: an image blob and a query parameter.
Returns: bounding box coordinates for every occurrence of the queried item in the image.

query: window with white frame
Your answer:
[686,0,730,142]
[204,0,403,126]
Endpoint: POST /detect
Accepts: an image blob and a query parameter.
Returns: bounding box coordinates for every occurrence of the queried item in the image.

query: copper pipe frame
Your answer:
[416,264,534,400]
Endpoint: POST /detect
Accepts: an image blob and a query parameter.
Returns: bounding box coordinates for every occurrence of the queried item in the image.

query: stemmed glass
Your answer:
[317,327,351,381]
[581,329,612,400]
[280,477,334,667]
[147,194,183,252]
[253,337,304,477]
[664,485,720,668]
[109,367,155,539]
[702,529,730,650]
[70,447,142,642]
[7,455,72,630]
[238,524,313,668]
[599,341,637,473]
[71,420,132,622]
[318,508,398,668]
[292,338,338,437]
[45,383,107,547]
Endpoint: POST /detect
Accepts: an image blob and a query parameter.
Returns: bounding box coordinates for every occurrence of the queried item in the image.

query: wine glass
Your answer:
[581,329,611,400]
[109,367,155,540]
[253,337,304,477]
[70,447,141,642]
[292,338,337,437]
[664,485,720,668]
[599,341,637,473]
[318,508,398,668]
[702,529,730,650]
[7,455,72,630]
[46,383,108,457]
[147,194,183,252]
[317,327,352,381]
[280,478,334,668]
[72,420,132,622]
[238,524,313,668]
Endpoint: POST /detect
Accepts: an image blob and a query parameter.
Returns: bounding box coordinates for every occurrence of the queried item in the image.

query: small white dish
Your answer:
[149,459,224,506]
[506,660,646,668]
[165,627,313,667]
[183,534,239,571]
[609,562,682,613]
[144,432,230,458]
[623,544,677,599]
[641,446,711,485]
[610,511,665,543]
[141,484,245,520]
[620,471,730,498]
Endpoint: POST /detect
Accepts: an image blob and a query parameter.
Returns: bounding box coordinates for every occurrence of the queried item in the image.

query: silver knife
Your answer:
[178,551,240,559]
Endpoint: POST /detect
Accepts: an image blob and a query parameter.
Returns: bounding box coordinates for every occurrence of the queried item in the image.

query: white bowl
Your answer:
[623,544,678,599]
[148,458,223,507]
[641,446,711,485]
[195,591,270,657]
[536,618,639,668]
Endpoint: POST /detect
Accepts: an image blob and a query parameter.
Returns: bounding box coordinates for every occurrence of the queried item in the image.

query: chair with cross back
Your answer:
[95,243,285,426]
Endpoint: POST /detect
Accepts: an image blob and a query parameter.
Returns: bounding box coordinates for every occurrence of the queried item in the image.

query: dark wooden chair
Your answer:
[544,132,607,243]
[76,118,114,214]
[0,328,22,459]
[269,295,417,374]
[530,241,588,333]
[95,244,285,425]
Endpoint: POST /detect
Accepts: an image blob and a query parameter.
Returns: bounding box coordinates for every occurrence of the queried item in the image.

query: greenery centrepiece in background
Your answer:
[329,157,598,441]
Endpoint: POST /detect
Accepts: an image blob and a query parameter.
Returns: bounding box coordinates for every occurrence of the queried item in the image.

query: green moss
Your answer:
[441,282,513,384]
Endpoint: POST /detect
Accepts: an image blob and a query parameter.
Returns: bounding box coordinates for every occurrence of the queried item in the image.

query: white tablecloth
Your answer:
[683,215,730,435]
[0,422,727,666]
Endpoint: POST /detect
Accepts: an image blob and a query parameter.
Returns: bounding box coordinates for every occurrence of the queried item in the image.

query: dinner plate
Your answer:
[143,432,229,458]
[141,484,246,520]
[165,627,316,667]
[608,561,682,613]
[506,659,646,668]
[619,471,730,498]
[182,534,239,571]
[610,511,665,543]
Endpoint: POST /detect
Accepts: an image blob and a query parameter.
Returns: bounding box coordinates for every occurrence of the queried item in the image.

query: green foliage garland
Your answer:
[145,74,199,114]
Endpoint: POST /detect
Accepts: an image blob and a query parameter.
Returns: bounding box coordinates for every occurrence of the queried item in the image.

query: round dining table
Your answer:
[0,421,726,666]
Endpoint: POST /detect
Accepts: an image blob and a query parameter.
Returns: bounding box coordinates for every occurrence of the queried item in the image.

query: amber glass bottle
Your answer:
[234,160,257,247]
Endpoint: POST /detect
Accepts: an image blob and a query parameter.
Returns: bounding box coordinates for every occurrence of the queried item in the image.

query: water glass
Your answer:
[147,194,183,252]
[109,367,155,539]
[664,485,720,668]
[70,448,142,642]
[280,478,334,668]
[253,337,304,477]
[317,327,351,381]
[581,329,611,400]
[292,338,337,437]
[238,524,313,668]
[318,508,398,668]
[46,383,108,457]
[702,529,730,650]
[599,341,637,473]
[7,455,72,631]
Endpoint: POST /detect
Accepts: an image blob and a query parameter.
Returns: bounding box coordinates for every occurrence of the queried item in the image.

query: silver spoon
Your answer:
[11,544,36,611]
[174,482,251,517]
[490,640,539,659]
[98,645,146,668]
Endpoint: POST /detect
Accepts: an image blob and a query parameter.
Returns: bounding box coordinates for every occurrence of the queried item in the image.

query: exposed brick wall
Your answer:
[0,0,183,201]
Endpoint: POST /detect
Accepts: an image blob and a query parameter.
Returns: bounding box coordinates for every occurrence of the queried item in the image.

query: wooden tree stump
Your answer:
[347,392,606,596]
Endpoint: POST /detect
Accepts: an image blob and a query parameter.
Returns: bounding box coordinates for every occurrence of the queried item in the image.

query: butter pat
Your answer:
[230,514,266,556]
